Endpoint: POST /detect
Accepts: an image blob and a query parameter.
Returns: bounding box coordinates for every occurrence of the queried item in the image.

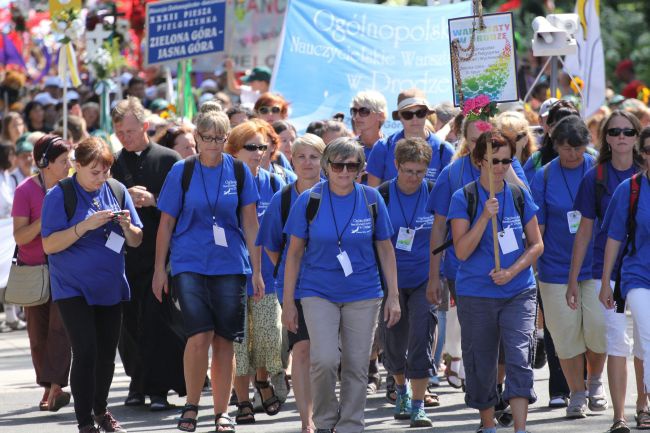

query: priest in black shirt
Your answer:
[111,97,185,409]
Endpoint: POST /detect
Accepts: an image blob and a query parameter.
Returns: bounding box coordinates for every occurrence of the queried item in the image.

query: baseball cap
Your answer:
[200,79,217,91]
[242,66,272,84]
[44,76,63,88]
[539,98,559,118]
[149,98,169,112]
[34,92,59,106]
[391,88,433,121]
[15,134,33,154]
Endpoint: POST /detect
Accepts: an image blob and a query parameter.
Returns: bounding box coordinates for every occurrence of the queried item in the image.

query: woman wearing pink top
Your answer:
[11,134,72,412]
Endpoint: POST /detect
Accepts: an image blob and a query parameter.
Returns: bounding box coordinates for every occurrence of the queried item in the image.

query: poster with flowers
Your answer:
[448,12,519,107]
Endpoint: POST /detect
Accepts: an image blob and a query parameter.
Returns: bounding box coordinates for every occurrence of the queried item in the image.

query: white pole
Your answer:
[62,75,68,142]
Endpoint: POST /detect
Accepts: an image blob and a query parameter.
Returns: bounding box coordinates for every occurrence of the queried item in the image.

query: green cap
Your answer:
[242,66,272,84]
[149,99,169,112]
[15,134,33,154]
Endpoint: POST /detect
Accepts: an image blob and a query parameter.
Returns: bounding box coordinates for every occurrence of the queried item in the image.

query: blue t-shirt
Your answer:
[366,130,454,184]
[531,155,596,283]
[270,155,297,184]
[157,154,259,276]
[522,153,538,185]
[246,168,285,296]
[425,155,529,280]
[41,176,143,306]
[284,181,393,303]
[602,175,650,298]
[448,181,538,298]
[384,179,433,288]
[574,162,638,279]
[256,183,303,303]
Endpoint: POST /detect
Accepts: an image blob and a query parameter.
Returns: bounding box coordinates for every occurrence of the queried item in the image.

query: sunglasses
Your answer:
[349,107,371,118]
[242,143,268,152]
[198,132,228,144]
[641,147,650,155]
[607,128,637,137]
[258,106,281,115]
[328,160,361,172]
[399,108,428,120]
[484,158,513,166]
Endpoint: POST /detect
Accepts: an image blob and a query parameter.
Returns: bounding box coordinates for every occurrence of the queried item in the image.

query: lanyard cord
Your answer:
[198,157,224,225]
[394,180,422,231]
[327,182,358,252]
[559,159,585,204]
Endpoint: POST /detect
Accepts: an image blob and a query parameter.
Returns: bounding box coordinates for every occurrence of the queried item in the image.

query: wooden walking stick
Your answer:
[486,139,500,271]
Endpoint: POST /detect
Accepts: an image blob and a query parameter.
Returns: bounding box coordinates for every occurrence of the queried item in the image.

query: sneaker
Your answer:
[566,396,588,419]
[149,395,172,411]
[410,406,432,427]
[497,407,513,427]
[428,375,440,388]
[394,390,412,420]
[549,395,569,408]
[95,411,127,432]
[6,319,26,331]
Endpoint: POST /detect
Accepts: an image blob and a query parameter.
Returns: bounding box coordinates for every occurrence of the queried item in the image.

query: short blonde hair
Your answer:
[351,90,388,120]
[291,133,326,156]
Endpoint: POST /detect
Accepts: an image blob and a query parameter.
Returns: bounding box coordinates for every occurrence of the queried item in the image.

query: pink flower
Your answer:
[475,120,492,132]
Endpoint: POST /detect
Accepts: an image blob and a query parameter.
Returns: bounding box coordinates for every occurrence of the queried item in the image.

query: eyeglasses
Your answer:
[242,143,268,152]
[328,160,361,172]
[399,166,427,177]
[399,108,428,120]
[484,158,513,166]
[258,106,281,115]
[641,147,650,155]
[349,107,371,118]
[607,128,637,137]
[197,132,228,144]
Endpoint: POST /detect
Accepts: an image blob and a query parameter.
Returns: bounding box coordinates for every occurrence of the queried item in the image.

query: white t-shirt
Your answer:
[239,85,261,109]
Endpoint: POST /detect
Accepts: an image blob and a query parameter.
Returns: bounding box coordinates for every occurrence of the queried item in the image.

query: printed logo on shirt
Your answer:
[502,216,523,230]
[222,180,237,195]
[350,217,372,235]
[257,201,270,218]
[413,215,433,230]
[426,167,439,179]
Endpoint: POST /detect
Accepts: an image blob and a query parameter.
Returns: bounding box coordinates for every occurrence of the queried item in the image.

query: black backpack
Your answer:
[59,177,125,221]
[613,173,643,313]
[377,180,434,206]
[180,155,246,223]
[432,181,526,255]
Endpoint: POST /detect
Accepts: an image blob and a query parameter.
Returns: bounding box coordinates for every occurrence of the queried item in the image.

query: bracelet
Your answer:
[73,223,81,238]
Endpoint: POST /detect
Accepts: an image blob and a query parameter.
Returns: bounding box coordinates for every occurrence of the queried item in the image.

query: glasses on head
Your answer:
[484,158,513,166]
[328,160,361,173]
[641,147,650,155]
[242,143,268,152]
[258,106,281,115]
[399,108,428,120]
[349,107,371,118]
[197,132,228,144]
[607,128,637,137]
[399,166,427,177]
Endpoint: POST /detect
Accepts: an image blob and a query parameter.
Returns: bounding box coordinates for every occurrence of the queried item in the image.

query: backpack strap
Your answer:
[273,184,294,278]
[305,182,323,224]
[532,151,543,170]
[270,173,281,194]
[426,180,434,194]
[594,162,608,221]
[463,180,480,224]
[59,177,77,222]
[613,173,643,313]
[233,158,246,226]
[106,178,125,210]
[507,182,526,226]
[271,162,287,184]
[180,155,198,211]
[378,181,391,206]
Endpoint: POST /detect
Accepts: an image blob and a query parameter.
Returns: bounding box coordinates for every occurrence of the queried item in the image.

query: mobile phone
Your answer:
[112,211,125,217]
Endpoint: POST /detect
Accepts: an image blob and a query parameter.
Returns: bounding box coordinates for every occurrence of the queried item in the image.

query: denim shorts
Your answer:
[173,272,246,341]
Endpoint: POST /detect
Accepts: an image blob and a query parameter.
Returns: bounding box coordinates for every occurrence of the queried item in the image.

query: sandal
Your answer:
[254,380,281,416]
[446,370,464,389]
[424,392,440,407]
[214,413,235,433]
[235,401,255,424]
[48,389,71,412]
[608,419,631,433]
[637,410,650,430]
[177,403,199,432]
[588,394,609,412]
[39,388,50,411]
[385,375,396,403]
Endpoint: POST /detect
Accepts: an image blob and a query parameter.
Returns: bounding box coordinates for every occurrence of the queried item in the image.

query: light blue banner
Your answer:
[272,0,472,133]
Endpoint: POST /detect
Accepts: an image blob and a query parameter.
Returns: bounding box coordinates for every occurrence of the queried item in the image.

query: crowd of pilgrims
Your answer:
[1,72,650,433]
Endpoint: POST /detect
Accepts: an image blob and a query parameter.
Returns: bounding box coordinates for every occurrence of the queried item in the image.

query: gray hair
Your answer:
[434,101,460,124]
[321,137,365,174]
[291,133,326,156]
[194,111,230,136]
[111,96,146,124]
[351,90,388,119]
[199,100,223,114]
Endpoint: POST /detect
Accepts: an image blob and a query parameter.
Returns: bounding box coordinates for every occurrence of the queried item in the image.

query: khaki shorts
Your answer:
[538,279,606,359]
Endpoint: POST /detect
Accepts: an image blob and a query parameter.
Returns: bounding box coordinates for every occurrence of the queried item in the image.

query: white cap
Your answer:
[539,98,559,118]
[119,72,134,86]
[200,79,217,90]
[44,76,63,88]
[199,93,215,106]
[66,90,80,102]
[34,92,59,106]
